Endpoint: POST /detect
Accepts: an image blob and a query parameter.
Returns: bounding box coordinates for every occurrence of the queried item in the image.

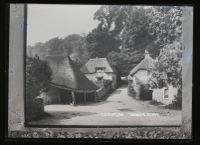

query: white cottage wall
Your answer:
[130,70,152,99]
[152,86,177,105]
[133,70,151,84]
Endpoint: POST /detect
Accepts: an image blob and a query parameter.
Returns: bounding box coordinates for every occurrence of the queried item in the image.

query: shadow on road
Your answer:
[74,100,112,106]
[37,111,96,121]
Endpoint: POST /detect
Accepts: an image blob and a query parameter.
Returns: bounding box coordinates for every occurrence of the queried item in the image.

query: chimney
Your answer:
[144,50,150,58]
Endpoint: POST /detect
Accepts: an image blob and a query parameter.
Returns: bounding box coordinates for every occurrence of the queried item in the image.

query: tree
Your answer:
[147,6,183,91]
[87,29,120,58]
[27,34,89,68]
[106,6,157,77]
[60,34,89,67]
[107,51,143,77]
[148,41,182,95]
[120,6,155,54]
[26,55,52,100]
[86,5,128,58]
[147,6,182,46]
[26,55,53,120]
[46,37,64,55]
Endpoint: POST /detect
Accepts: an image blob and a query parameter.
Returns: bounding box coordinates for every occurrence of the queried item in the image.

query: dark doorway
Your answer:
[140,85,152,100]
[74,92,84,103]
[86,92,95,102]
[60,90,72,104]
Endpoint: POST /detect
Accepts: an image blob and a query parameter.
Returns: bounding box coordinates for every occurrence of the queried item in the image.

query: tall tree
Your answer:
[60,34,89,67]
[87,5,128,58]
[148,6,183,106]
[26,55,52,100]
[27,34,89,67]
[108,6,156,76]
[46,37,63,55]
[147,6,182,46]
[120,6,156,55]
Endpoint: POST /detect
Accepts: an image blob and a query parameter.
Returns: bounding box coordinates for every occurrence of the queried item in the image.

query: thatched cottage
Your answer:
[80,57,117,89]
[128,50,178,105]
[128,50,155,100]
[42,54,98,105]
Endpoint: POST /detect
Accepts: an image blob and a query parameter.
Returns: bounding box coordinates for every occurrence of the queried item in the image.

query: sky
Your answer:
[27,4,101,46]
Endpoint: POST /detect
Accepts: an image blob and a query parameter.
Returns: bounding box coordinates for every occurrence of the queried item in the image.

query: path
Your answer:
[30,85,181,126]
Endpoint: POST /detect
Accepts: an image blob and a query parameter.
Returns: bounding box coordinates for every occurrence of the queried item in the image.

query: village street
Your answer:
[31,85,181,126]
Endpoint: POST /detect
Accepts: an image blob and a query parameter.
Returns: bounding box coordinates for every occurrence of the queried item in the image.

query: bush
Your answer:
[26,55,52,121]
[150,100,164,106]
[103,79,112,88]
[165,96,182,110]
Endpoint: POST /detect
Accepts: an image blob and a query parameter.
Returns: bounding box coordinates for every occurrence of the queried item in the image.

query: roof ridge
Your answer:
[89,57,107,60]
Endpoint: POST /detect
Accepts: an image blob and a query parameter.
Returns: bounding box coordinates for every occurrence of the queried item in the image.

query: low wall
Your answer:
[96,84,112,101]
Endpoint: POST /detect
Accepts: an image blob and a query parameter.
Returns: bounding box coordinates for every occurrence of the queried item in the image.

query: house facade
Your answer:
[80,57,117,89]
[128,50,155,100]
[152,85,178,105]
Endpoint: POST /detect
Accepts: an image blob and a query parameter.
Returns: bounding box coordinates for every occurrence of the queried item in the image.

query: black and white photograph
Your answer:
[25,4,183,126]
[7,3,194,139]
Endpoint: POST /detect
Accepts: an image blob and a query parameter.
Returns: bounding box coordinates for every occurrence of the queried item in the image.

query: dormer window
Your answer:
[95,67,105,72]
[96,76,103,81]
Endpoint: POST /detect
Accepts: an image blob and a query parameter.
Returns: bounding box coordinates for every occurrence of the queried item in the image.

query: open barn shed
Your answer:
[43,54,98,105]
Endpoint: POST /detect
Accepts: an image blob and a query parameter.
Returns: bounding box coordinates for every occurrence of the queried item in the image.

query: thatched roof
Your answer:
[80,57,116,74]
[129,50,155,76]
[46,54,98,91]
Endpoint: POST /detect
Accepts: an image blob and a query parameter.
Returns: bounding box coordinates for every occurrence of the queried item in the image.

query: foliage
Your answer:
[60,34,89,67]
[147,6,182,45]
[120,6,156,55]
[46,37,64,55]
[86,5,130,58]
[26,55,52,121]
[107,51,143,76]
[27,34,89,68]
[27,6,183,83]
[103,79,112,88]
[90,6,164,77]
[26,55,52,100]
[148,41,182,89]
[165,95,182,110]
[86,29,120,58]
[146,6,183,107]
[150,100,164,106]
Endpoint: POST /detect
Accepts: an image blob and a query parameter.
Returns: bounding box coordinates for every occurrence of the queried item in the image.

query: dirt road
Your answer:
[31,85,181,126]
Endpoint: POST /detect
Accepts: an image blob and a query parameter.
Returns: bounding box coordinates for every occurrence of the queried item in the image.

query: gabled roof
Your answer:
[45,54,98,91]
[129,51,155,76]
[80,57,116,74]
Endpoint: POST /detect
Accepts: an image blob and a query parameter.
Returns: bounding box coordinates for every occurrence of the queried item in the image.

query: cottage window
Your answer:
[96,76,103,81]
[164,88,169,98]
[95,67,105,72]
